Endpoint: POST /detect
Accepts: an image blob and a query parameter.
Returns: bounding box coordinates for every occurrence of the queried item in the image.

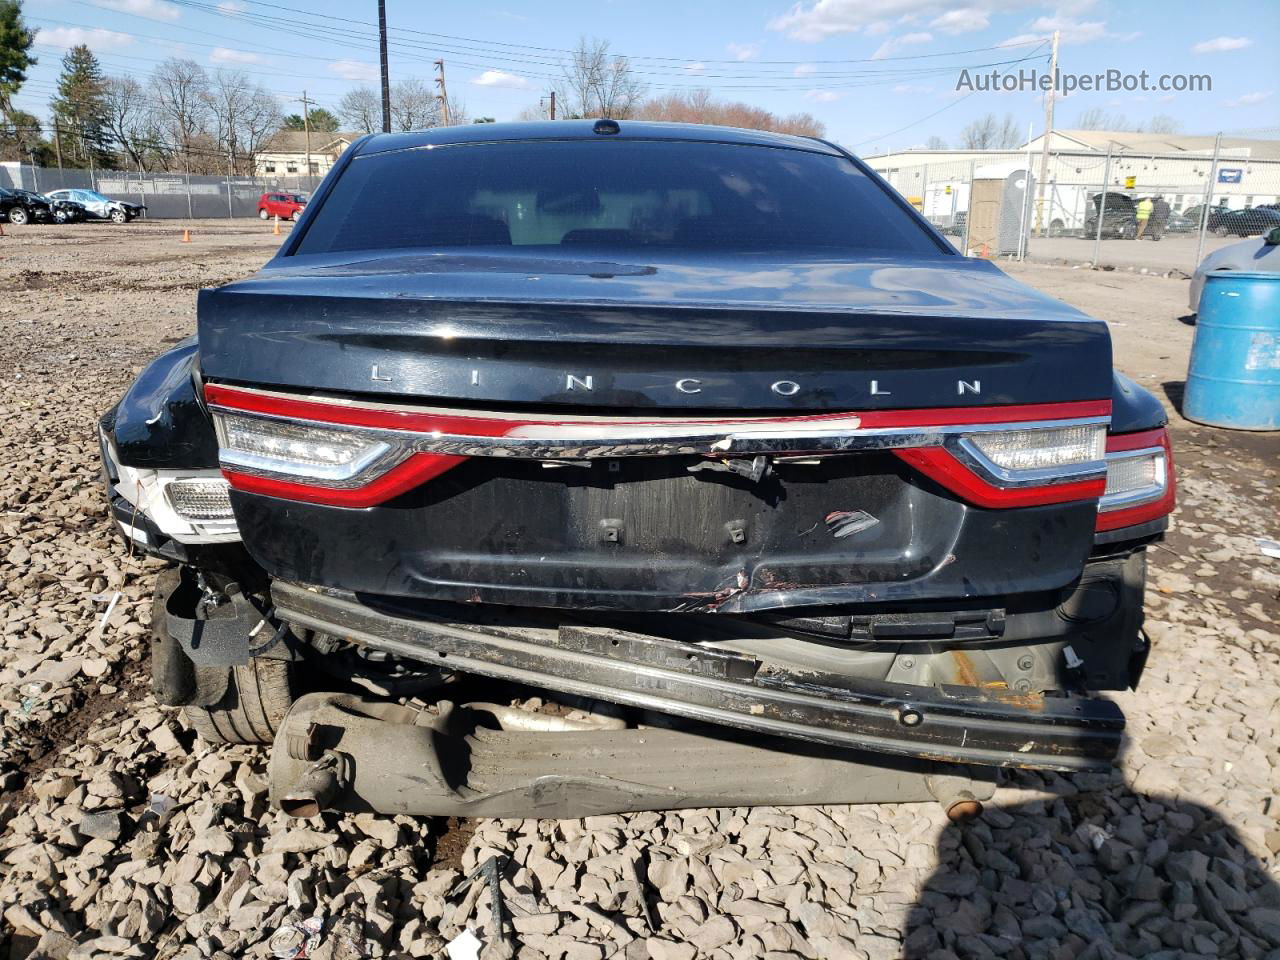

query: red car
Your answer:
[257,192,307,221]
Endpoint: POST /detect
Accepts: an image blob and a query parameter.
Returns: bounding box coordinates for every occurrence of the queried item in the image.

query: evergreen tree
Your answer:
[0,0,36,117]
[50,44,110,167]
[282,107,340,133]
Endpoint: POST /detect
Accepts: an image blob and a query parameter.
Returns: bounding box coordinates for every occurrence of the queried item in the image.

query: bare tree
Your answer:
[150,58,210,165]
[205,69,251,171]
[201,70,282,174]
[925,135,947,149]
[635,89,823,137]
[239,86,282,173]
[389,77,440,131]
[556,37,646,119]
[103,75,159,169]
[514,102,551,122]
[443,92,468,126]
[339,86,380,131]
[959,112,1020,149]
[1145,114,1182,134]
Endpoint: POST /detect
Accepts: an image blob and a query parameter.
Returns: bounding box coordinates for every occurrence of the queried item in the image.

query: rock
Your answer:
[79,811,125,842]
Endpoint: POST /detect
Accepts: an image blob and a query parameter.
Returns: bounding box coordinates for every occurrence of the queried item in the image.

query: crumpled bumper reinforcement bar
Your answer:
[272,581,1124,773]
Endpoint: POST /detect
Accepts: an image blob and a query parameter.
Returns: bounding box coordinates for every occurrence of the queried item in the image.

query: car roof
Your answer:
[353,120,843,158]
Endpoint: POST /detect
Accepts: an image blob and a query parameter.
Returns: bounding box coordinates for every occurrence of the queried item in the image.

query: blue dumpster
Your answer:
[1184,271,1280,430]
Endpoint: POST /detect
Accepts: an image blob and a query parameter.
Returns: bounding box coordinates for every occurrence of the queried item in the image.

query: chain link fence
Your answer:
[0,163,324,220]
[868,136,1280,274]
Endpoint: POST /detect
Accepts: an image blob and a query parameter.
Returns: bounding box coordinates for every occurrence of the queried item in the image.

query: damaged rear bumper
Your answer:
[271,580,1126,773]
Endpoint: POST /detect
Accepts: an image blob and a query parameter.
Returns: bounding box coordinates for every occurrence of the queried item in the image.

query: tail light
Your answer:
[206,384,1113,509]
[1095,428,1175,531]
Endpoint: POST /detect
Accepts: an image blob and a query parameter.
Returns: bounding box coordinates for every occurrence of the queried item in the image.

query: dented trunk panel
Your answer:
[230,452,1098,613]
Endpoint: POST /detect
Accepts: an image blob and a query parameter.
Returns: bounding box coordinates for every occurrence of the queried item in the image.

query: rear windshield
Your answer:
[294,139,944,257]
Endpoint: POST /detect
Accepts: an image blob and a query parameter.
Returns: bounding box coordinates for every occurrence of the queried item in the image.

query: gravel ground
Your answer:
[1,220,1279,960]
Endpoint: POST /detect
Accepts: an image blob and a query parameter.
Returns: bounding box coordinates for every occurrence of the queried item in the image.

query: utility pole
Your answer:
[434,59,451,125]
[53,120,64,177]
[1034,29,1060,237]
[377,0,391,132]
[549,91,555,120]
[298,90,314,186]
[1194,132,1223,269]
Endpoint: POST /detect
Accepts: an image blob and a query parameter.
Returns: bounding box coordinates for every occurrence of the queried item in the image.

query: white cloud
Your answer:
[805,89,842,102]
[1225,90,1272,108]
[872,31,932,59]
[892,82,934,94]
[89,0,179,20]
[34,26,136,50]
[210,47,262,64]
[1004,14,1136,46]
[794,63,817,76]
[328,59,378,82]
[684,62,707,75]
[931,8,989,33]
[768,0,1033,42]
[473,69,530,89]
[1192,36,1252,54]
[216,0,247,12]
[726,42,760,61]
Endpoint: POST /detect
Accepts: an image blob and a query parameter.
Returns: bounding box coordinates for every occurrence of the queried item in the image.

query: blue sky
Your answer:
[17,0,1280,154]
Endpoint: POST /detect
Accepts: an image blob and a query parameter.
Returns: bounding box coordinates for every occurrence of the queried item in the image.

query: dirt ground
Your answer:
[1,219,1279,960]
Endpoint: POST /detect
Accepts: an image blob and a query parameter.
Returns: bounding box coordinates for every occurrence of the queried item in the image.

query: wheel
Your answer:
[184,658,295,744]
[259,208,269,220]
[1214,226,1228,237]
[291,209,302,221]
[7,207,28,225]
[1049,218,1064,236]
[109,208,127,224]
[53,210,68,224]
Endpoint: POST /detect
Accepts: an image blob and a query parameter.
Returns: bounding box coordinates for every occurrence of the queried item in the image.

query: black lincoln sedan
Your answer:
[98,120,1176,820]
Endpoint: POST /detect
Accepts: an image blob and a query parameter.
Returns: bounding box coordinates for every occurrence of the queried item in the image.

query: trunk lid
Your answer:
[198,252,1112,411]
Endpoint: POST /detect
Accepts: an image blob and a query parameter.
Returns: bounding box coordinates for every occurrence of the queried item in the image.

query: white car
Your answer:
[1190,227,1280,312]
[44,189,146,224]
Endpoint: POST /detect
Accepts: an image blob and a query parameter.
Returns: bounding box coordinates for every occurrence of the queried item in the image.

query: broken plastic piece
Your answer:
[444,928,483,960]
[1258,538,1280,560]
[268,916,324,959]
[1063,645,1084,670]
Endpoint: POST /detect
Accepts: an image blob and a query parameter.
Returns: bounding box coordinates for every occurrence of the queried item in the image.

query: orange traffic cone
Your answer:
[0,220,6,238]
[978,242,990,259]
[180,229,191,243]
[272,216,281,236]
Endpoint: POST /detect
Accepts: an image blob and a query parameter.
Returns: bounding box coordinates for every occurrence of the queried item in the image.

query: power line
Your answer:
[852,92,978,149]
[169,0,1046,68]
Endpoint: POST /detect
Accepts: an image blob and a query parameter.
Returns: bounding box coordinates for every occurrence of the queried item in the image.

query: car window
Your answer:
[295,139,945,258]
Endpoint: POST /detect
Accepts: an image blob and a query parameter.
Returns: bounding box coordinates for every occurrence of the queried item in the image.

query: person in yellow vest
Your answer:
[1135,196,1154,239]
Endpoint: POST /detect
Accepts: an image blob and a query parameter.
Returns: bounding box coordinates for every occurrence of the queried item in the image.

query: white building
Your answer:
[862,130,1280,232]
[253,131,366,179]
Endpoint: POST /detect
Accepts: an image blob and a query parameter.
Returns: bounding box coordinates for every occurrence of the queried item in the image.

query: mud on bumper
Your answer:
[271,578,1135,773]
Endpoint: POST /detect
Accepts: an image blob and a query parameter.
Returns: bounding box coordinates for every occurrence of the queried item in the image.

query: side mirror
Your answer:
[1266,226,1280,246]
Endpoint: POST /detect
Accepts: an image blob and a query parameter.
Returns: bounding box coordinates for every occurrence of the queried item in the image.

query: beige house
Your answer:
[253,131,366,179]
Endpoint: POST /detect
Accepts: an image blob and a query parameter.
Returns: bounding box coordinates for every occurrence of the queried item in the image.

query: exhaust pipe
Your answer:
[269,692,998,819]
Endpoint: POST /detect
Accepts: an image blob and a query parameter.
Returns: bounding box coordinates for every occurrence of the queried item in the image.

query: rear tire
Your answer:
[184,658,295,744]
[8,207,28,225]
[259,208,269,220]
